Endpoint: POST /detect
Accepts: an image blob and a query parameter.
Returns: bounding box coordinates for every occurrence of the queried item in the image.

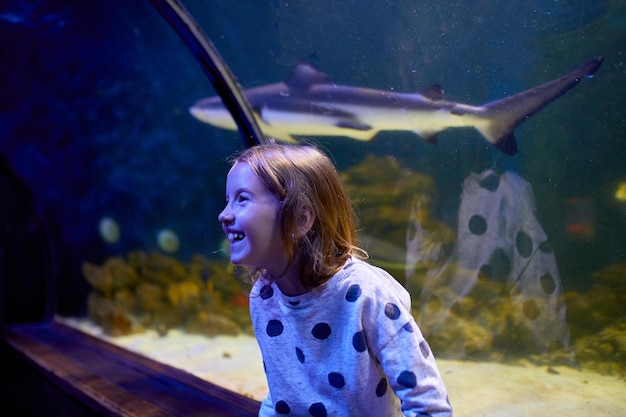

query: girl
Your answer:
[218,142,452,417]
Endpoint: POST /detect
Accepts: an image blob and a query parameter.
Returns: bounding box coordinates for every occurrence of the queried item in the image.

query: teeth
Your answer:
[228,232,244,242]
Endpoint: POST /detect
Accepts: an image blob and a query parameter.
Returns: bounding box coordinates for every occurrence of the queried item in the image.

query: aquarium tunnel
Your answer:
[1,0,625,416]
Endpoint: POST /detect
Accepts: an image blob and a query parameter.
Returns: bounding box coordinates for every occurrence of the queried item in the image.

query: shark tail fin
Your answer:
[477,57,603,155]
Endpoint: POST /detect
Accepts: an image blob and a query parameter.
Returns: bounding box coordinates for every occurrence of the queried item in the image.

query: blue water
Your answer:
[1,0,624,373]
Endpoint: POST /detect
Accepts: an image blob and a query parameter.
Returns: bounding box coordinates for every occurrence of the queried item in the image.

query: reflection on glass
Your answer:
[4,0,624,415]
[415,169,571,364]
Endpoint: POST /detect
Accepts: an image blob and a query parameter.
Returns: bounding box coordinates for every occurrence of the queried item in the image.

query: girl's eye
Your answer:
[237,195,249,203]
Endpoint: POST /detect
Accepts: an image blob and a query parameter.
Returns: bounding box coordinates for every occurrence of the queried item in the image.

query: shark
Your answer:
[189,57,603,155]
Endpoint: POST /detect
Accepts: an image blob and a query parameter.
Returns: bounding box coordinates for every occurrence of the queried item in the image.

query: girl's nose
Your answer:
[218,207,233,223]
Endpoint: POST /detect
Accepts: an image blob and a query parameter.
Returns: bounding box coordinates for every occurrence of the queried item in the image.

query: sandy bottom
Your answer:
[60,318,625,417]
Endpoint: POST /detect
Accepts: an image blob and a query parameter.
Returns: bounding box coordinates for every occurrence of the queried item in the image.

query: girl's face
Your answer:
[218,162,287,276]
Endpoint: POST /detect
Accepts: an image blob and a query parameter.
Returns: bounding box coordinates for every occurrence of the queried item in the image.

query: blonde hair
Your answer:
[230,142,366,288]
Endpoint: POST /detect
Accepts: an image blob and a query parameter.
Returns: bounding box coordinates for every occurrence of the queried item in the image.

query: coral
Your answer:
[427,315,494,360]
[82,251,251,337]
[135,282,165,313]
[82,256,138,297]
[342,154,452,281]
[564,261,626,378]
[167,280,202,310]
[573,318,626,378]
[592,261,626,288]
[343,154,435,241]
[129,251,188,284]
[87,292,136,337]
[411,258,626,380]
[420,271,575,366]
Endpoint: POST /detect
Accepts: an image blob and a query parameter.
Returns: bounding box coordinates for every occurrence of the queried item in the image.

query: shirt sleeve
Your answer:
[375,318,452,417]
[353,261,452,416]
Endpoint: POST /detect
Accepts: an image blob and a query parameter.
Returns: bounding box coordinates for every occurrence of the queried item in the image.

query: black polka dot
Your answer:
[311,322,331,340]
[540,273,556,294]
[328,372,345,389]
[468,214,487,236]
[296,347,305,363]
[345,284,361,302]
[403,322,414,332]
[375,378,388,397]
[419,340,430,359]
[522,299,540,320]
[352,331,366,352]
[384,303,401,320]
[468,215,487,235]
[275,400,290,414]
[516,231,533,258]
[539,240,553,254]
[308,402,327,417]
[479,173,500,191]
[260,285,274,299]
[266,320,283,337]
[397,370,417,388]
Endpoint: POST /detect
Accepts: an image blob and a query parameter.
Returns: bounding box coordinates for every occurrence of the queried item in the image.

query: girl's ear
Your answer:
[297,208,315,237]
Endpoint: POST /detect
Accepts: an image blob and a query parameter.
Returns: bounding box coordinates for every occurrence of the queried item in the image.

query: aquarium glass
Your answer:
[2,0,625,415]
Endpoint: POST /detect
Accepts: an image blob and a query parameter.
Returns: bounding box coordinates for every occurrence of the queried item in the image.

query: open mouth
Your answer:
[228,232,245,243]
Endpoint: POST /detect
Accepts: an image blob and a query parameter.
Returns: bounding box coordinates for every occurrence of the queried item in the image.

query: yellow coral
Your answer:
[82,256,138,297]
[341,154,451,284]
[135,282,165,313]
[81,250,253,338]
[167,280,201,310]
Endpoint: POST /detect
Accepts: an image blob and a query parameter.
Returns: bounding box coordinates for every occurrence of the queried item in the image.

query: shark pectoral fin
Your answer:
[335,120,373,131]
[415,130,439,145]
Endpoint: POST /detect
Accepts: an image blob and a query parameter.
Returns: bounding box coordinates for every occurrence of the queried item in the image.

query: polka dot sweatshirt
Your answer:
[250,258,452,417]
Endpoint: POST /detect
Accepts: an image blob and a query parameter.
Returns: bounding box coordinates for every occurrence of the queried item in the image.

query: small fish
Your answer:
[190,57,603,154]
[564,198,595,240]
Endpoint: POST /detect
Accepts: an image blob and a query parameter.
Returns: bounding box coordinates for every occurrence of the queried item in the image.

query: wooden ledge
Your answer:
[1,321,260,417]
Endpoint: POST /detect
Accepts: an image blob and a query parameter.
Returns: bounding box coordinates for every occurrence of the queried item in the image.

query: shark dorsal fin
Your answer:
[286,62,332,91]
[420,84,445,101]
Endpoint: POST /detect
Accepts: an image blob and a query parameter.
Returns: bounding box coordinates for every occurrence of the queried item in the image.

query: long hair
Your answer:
[230,142,366,288]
